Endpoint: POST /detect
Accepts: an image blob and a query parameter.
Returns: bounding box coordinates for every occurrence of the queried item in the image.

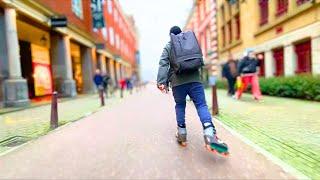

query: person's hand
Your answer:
[157,84,168,93]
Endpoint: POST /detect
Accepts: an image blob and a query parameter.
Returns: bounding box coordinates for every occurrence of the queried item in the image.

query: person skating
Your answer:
[235,49,262,100]
[222,53,238,96]
[156,26,228,155]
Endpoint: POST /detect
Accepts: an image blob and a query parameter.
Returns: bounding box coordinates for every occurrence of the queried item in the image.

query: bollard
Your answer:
[212,85,219,115]
[50,91,58,129]
[99,88,105,106]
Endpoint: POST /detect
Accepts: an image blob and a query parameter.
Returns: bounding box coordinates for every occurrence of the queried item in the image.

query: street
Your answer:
[0,85,294,179]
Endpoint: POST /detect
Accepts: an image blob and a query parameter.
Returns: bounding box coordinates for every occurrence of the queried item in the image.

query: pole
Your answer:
[212,85,219,115]
[99,88,105,106]
[50,91,58,129]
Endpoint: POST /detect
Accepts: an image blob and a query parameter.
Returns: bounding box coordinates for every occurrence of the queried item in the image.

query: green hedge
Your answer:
[216,75,320,101]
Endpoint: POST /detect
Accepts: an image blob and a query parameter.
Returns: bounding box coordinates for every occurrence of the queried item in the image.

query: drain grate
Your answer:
[0,136,30,147]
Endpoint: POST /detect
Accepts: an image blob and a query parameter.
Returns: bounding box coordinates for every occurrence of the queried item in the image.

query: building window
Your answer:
[228,21,232,43]
[272,48,284,76]
[222,26,225,47]
[235,14,240,40]
[296,0,311,5]
[116,33,120,49]
[109,27,114,46]
[114,10,118,22]
[257,52,265,77]
[259,0,269,25]
[72,0,83,19]
[107,0,113,14]
[295,40,312,74]
[221,5,225,23]
[276,0,288,16]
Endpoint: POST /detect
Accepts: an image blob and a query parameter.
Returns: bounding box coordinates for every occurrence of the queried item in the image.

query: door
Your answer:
[19,40,35,98]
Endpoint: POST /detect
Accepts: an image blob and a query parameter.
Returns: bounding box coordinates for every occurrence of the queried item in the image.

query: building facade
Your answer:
[217,0,320,77]
[185,0,219,81]
[0,0,139,108]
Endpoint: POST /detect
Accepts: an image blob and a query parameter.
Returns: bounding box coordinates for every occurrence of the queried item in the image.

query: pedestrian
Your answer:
[222,53,238,96]
[93,69,103,91]
[235,48,262,100]
[102,73,111,98]
[156,26,228,155]
[126,77,133,94]
[119,78,126,98]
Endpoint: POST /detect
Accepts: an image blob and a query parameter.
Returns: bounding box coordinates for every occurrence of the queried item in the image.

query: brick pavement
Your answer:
[0,85,295,179]
[0,92,125,153]
[206,89,320,179]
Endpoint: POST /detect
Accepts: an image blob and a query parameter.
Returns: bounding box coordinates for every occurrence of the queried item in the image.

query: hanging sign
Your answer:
[91,0,105,29]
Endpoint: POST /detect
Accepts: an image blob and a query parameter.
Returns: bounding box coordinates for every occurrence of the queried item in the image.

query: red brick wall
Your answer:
[35,0,137,65]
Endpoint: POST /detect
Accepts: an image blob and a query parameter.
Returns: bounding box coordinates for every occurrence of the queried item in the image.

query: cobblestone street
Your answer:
[0,85,298,179]
[206,89,320,179]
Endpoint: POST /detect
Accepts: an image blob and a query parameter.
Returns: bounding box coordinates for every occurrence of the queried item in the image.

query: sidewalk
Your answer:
[0,85,295,179]
[0,91,125,154]
[206,89,320,179]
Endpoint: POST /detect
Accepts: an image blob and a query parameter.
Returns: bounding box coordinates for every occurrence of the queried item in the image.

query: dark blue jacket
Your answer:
[93,74,103,86]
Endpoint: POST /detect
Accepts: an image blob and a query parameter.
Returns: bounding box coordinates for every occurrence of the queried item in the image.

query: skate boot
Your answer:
[176,126,187,147]
[203,122,229,156]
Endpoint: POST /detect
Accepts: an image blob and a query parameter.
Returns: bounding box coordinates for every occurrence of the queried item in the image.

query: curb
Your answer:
[214,116,310,180]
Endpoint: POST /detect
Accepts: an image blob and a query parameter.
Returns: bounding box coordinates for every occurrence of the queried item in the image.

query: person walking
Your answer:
[222,53,238,96]
[156,26,228,155]
[102,73,111,98]
[235,49,262,100]
[93,69,103,91]
[119,78,126,98]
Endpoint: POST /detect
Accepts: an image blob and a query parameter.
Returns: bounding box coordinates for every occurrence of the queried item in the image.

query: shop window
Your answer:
[295,40,312,74]
[297,0,311,5]
[72,0,83,19]
[276,0,288,16]
[235,14,240,40]
[259,0,269,25]
[272,48,284,76]
[228,21,232,43]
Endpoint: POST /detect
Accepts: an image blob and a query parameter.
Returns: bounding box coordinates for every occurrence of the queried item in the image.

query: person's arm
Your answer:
[157,43,170,92]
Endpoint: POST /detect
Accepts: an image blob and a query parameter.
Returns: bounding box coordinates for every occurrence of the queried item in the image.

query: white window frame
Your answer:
[109,27,115,46]
[72,0,83,19]
[107,0,113,14]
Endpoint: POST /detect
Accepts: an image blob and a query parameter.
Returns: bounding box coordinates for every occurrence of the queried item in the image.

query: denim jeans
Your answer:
[172,82,212,127]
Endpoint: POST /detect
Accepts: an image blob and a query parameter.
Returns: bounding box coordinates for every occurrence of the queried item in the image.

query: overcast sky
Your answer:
[119,0,193,81]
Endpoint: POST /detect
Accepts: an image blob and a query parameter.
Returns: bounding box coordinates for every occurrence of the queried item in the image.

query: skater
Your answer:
[222,53,238,96]
[156,26,228,155]
[235,49,262,100]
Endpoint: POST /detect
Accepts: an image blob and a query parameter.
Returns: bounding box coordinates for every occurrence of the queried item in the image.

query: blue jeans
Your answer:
[172,82,212,127]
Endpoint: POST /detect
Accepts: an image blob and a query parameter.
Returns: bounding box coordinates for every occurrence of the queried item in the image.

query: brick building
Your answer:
[217,0,320,77]
[184,0,219,81]
[0,0,139,107]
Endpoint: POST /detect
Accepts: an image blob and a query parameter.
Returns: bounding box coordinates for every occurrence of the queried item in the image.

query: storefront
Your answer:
[17,19,53,99]
[70,42,83,93]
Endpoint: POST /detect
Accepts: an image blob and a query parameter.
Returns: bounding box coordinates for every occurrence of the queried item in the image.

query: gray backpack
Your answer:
[170,31,204,74]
